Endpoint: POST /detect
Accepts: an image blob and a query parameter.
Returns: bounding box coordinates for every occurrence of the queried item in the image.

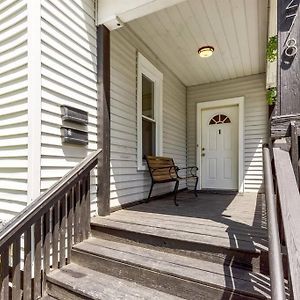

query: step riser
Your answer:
[72,248,265,300]
[47,281,91,300]
[91,225,269,274]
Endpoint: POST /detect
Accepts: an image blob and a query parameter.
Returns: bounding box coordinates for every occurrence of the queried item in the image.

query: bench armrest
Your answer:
[176,166,198,178]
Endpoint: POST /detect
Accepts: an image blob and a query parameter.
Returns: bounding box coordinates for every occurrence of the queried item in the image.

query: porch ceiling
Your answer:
[127,0,269,86]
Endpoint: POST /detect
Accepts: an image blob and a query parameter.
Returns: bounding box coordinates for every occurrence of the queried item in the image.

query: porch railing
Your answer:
[0,149,102,299]
[263,144,300,300]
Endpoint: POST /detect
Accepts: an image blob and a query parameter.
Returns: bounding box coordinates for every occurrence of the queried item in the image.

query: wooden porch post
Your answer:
[97,25,111,216]
[271,0,300,183]
[276,0,300,116]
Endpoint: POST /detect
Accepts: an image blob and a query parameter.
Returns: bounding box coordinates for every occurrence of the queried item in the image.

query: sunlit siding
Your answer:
[187,74,268,193]
[0,0,28,222]
[110,28,187,209]
[40,0,98,214]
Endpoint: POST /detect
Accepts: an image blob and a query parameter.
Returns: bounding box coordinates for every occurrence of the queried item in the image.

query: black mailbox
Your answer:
[61,127,88,145]
[61,105,88,125]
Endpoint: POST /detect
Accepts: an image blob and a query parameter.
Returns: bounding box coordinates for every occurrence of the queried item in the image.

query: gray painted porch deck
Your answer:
[97,191,268,255]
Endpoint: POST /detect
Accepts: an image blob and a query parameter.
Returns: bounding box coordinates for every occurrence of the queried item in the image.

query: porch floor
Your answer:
[97,191,268,254]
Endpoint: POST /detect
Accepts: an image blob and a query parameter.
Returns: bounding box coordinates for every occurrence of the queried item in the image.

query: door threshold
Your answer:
[198,189,238,195]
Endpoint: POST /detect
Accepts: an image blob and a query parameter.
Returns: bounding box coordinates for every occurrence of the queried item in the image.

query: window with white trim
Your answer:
[137,53,163,170]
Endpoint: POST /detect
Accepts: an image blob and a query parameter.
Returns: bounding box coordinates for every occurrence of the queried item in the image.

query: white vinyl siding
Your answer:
[0,0,28,222]
[40,0,98,213]
[110,28,187,209]
[187,74,268,193]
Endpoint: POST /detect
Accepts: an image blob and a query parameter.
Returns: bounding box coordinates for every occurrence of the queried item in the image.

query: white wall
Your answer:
[0,0,28,222]
[110,27,187,209]
[1,0,186,219]
[0,0,267,222]
[40,0,98,213]
[187,74,268,193]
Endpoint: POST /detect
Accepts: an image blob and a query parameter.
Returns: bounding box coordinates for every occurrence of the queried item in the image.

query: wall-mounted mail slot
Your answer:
[61,127,88,145]
[61,105,88,125]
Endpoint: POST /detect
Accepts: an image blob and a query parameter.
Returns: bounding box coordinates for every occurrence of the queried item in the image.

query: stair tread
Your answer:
[47,263,183,300]
[73,237,270,299]
[106,209,268,238]
[91,217,267,254]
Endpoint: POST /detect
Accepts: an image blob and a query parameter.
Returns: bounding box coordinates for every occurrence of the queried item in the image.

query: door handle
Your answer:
[201,153,205,157]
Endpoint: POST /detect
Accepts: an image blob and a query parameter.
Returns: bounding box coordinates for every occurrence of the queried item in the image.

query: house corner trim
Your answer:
[27,0,42,203]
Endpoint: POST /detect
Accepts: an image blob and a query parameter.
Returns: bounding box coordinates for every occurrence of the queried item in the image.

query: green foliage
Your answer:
[266,36,277,62]
[266,87,277,105]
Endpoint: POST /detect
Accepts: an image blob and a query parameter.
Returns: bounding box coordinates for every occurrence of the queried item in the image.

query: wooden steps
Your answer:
[47,263,183,300]
[91,216,268,273]
[71,237,270,300]
[43,193,270,299]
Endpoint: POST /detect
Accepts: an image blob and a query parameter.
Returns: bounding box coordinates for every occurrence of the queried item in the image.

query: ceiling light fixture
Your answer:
[198,46,214,58]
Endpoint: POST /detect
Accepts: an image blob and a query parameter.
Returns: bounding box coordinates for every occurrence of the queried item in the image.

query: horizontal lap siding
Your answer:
[187,74,267,193]
[40,0,98,214]
[0,0,28,222]
[110,28,187,208]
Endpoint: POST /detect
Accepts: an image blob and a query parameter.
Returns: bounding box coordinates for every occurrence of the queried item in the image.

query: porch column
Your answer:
[275,0,300,115]
[271,0,300,182]
[97,25,111,216]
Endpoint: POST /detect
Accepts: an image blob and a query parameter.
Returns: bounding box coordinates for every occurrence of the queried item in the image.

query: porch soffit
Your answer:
[125,0,269,86]
[97,0,186,30]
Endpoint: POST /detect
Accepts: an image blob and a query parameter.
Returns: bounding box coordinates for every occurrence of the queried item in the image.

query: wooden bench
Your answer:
[145,156,199,206]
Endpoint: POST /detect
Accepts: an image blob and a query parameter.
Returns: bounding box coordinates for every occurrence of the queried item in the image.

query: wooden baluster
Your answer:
[23,229,32,300]
[86,175,91,237]
[0,245,9,300]
[52,202,60,270]
[74,181,81,243]
[42,211,50,293]
[12,237,21,299]
[291,121,299,186]
[34,219,42,299]
[81,177,87,240]
[276,187,285,246]
[79,181,83,242]
[67,188,74,264]
[59,195,67,267]
[288,269,294,300]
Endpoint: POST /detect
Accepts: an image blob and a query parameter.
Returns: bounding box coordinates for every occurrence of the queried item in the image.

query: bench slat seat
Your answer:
[145,156,199,206]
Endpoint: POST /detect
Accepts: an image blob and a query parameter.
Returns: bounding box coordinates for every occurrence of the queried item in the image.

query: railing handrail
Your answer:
[0,148,102,251]
[263,145,286,300]
[272,146,300,299]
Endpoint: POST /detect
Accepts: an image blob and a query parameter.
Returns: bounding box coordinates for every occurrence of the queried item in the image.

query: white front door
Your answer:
[201,106,238,190]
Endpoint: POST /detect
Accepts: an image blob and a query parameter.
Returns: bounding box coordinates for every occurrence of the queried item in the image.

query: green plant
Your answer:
[266,36,277,62]
[266,87,277,105]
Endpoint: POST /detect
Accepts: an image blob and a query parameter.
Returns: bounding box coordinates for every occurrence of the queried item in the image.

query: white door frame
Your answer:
[196,97,245,193]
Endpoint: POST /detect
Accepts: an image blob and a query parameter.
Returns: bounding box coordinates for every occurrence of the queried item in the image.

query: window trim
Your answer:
[137,53,163,171]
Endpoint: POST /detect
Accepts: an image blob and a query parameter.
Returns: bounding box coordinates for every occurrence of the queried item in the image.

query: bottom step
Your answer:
[72,237,270,300]
[46,263,183,300]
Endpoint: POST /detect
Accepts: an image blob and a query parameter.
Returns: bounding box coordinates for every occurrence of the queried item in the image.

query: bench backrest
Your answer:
[145,156,177,182]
